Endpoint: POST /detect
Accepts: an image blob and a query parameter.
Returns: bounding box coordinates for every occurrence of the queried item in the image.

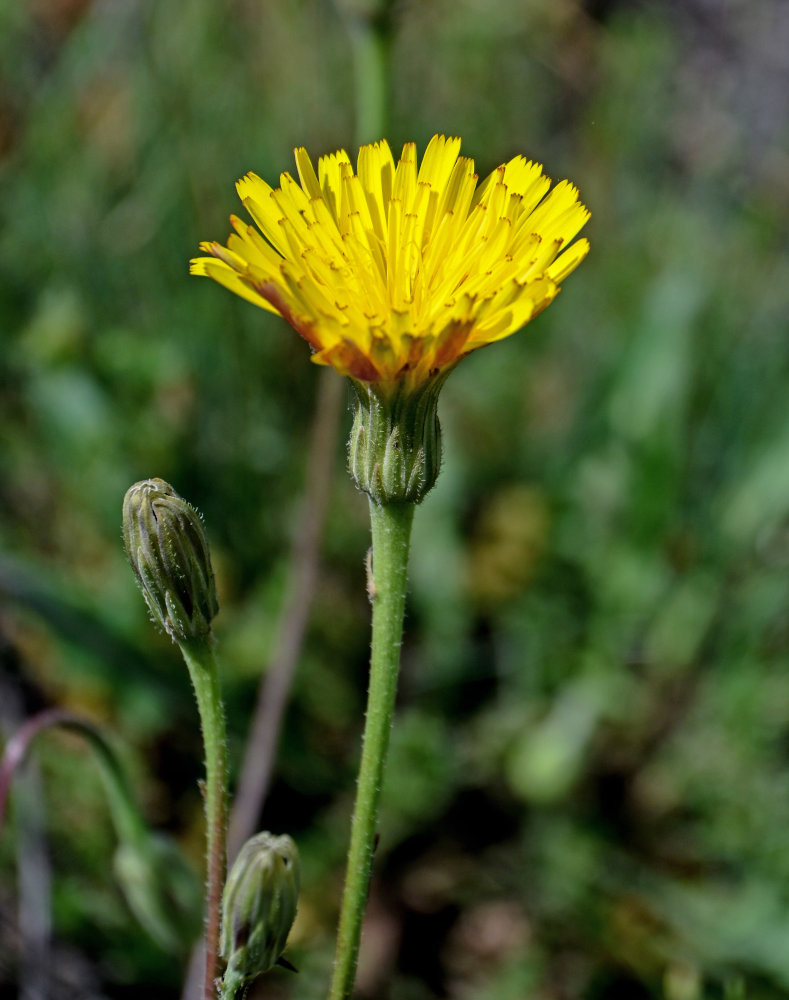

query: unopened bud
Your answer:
[221,832,300,996]
[122,478,218,642]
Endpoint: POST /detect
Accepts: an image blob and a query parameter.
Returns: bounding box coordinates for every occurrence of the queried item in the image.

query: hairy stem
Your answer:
[328,499,414,1000]
[180,639,228,1000]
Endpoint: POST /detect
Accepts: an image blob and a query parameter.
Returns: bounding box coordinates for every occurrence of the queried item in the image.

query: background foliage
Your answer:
[2,0,789,997]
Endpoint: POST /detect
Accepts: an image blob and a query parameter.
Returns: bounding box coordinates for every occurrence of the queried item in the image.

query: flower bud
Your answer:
[220,833,300,996]
[122,478,218,642]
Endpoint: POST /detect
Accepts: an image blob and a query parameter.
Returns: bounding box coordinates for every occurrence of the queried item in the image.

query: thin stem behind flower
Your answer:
[348,16,389,146]
[228,368,344,861]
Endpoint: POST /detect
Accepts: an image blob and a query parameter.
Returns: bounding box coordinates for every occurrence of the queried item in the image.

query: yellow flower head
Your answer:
[191,134,590,384]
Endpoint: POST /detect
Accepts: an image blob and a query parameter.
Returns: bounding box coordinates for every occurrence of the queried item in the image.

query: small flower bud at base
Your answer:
[122,478,219,642]
[220,832,300,997]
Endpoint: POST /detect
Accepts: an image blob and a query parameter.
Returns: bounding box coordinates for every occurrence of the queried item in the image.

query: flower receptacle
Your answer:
[348,372,451,505]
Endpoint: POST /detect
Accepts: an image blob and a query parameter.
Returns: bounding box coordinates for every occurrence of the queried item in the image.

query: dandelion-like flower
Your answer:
[192,135,590,503]
[191,134,589,385]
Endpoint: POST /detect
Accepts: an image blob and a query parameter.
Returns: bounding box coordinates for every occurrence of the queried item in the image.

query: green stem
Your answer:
[349,17,389,146]
[180,639,228,1000]
[0,710,147,850]
[328,499,415,1000]
[67,722,150,849]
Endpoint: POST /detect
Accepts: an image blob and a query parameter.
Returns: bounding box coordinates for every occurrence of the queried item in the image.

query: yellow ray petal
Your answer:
[190,257,280,313]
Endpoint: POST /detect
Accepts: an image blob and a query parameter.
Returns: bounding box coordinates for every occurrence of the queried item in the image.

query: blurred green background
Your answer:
[2,0,789,997]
